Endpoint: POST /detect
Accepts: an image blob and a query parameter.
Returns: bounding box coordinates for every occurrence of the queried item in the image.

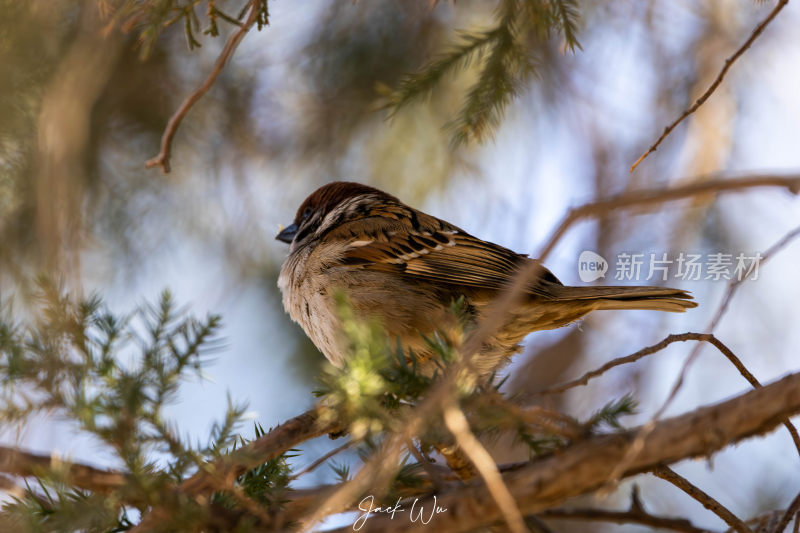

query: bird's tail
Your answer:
[546,285,697,313]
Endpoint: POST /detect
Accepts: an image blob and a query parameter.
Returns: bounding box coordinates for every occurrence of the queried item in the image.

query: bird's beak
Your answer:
[275,223,298,244]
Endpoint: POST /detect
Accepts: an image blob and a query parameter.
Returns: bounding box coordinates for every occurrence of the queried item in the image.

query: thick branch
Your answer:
[351,371,800,532]
[0,445,126,493]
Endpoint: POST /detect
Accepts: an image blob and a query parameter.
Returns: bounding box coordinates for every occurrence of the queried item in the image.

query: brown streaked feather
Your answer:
[547,285,697,312]
[326,208,563,297]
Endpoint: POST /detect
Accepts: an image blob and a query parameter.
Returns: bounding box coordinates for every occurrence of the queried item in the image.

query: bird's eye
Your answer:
[302,207,313,220]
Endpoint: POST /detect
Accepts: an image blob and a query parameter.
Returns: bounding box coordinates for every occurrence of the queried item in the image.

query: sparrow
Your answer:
[277,182,696,375]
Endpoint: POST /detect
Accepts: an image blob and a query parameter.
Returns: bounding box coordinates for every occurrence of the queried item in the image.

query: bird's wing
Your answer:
[324,206,562,297]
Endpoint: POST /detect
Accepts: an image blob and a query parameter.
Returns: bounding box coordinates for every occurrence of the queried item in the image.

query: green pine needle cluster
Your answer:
[386,0,582,146]
[0,280,289,532]
[585,394,637,431]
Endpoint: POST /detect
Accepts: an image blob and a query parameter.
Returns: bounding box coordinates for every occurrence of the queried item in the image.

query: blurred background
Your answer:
[1,0,799,530]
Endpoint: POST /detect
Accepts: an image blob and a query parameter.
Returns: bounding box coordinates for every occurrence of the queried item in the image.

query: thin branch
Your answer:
[538,506,715,533]
[630,0,790,172]
[0,445,126,493]
[533,325,800,470]
[145,0,260,173]
[348,371,800,532]
[652,466,751,533]
[534,332,706,396]
[773,491,800,533]
[288,440,353,482]
[538,174,800,261]
[707,224,800,333]
[296,434,407,532]
[443,401,528,533]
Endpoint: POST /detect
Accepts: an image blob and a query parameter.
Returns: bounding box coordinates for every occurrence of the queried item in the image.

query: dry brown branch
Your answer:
[534,332,708,396]
[443,401,528,533]
[707,224,800,333]
[288,440,353,482]
[629,0,790,172]
[534,327,800,466]
[347,371,800,532]
[0,445,126,494]
[145,0,260,173]
[538,505,715,533]
[652,465,752,533]
[537,174,800,261]
[773,491,800,533]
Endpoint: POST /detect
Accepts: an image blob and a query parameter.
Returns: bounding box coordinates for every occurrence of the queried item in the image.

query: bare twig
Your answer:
[0,445,126,493]
[344,371,800,532]
[659,225,800,444]
[538,174,800,261]
[538,506,715,533]
[288,440,353,482]
[707,224,800,333]
[535,332,706,396]
[443,401,528,533]
[773,491,800,533]
[534,326,800,466]
[296,434,407,532]
[652,466,752,533]
[630,0,790,172]
[145,0,260,173]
